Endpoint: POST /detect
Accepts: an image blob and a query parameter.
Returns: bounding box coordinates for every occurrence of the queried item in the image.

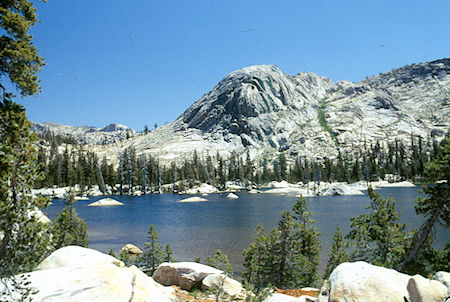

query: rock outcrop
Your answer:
[328,261,411,302]
[327,261,450,302]
[407,274,447,302]
[1,246,176,301]
[87,58,449,166]
[32,122,135,145]
[153,262,223,290]
[88,198,123,206]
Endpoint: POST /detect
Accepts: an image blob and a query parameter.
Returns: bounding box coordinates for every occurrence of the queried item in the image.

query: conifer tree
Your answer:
[0,101,54,298]
[346,187,406,268]
[399,133,450,272]
[51,190,89,249]
[164,244,174,263]
[206,249,233,277]
[323,226,348,279]
[1,1,50,298]
[141,225,164,275]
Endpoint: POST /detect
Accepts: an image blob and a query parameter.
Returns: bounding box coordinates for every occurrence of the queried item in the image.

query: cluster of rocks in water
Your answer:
[3,246,448,301]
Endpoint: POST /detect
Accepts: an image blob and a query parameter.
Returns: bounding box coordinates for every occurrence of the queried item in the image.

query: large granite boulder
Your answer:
[434,271,450,297]
[3,246,176,301]
[328,261,411,302]
[202,273,245,298]
[407,274,447,302]
[120,243,143,258]
[153,262,222,290]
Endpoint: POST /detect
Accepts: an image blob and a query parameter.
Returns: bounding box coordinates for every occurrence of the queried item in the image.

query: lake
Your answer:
[44,186,448,272]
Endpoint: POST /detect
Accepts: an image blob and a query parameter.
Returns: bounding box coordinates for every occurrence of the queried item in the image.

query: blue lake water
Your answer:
[44,186,448,271]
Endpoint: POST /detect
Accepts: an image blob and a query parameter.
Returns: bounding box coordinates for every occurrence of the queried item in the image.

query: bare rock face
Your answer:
[328,261,411,302]
[31,122,135,145]
[3,246,176,302]
[407,274,447,302]
[202,273,245,299]
[78,59,450,165]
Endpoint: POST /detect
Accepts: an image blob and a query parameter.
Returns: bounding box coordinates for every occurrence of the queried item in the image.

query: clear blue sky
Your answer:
[19,0,450,131]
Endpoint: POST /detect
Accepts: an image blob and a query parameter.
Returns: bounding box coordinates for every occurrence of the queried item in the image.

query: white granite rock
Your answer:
[202,273,245,298]
[328,261,411,302]
[226,193,239,199]
[179,196,207,202]
[407,274,447,302]
[88,198,123,206]
[323,184,364,196]
[434,271,450,296]
[3,246,176,302]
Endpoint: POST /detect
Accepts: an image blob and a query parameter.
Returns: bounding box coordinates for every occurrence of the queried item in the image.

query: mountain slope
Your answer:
[91,59,449,165]
[32,122,135,145]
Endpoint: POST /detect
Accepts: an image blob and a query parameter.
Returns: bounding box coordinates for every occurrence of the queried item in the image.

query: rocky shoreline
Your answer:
[31,179,418,201]
[2,246,448,301]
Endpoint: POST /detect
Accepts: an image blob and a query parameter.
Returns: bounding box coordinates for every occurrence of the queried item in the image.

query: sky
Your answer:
[15,0,450,131]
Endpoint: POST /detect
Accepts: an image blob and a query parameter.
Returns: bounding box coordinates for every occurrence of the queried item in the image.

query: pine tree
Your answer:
[242,196,321,289]
[292,195,321,286]
[164,244,175,263]
[141,225,164,275]
[51,190,89,249]
[346,187,407,268]
[398,133,450,272]
[0,101,53,299]
[323,226,348,279]
[206,249,233,277]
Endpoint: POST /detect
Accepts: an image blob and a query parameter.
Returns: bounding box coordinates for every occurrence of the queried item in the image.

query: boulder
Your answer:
[323,185,364,196]
[88,198,123,206]
[226,193,239,199]
[3,246,176,301]
[202,273,245,298]
[434,271,450,296]
[328,261,411,302]
[185,183,219,194]
[120,243,143,256]
[153,262,222,290]
[407,274,447,302]
[180,196,207,202]
[74,195,89,200]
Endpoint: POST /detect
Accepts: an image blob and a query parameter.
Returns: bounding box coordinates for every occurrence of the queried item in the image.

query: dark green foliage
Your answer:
[0,101,53,299]
[0,0,45,97]
[140,225,164,275]
[323,226,348,279]
[206,249,233,277]
[399,133,450,273]
[346,187,407,268]
[51,190,89,249]
[164,244,174,263]
[242,196,321,289]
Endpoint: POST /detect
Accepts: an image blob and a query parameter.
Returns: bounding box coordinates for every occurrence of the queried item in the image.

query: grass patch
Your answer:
[318,98,340,147]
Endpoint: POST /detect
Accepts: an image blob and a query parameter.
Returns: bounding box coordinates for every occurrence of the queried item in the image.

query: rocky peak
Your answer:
[174,65,300,133]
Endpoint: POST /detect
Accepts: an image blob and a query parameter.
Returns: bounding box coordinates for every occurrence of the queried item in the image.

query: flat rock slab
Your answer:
[3,246,176,302]
[88,198,123,206]
[179,196,207,202]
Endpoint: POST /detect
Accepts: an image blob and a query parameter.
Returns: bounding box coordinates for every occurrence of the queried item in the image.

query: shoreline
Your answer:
[32,179,421,200]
